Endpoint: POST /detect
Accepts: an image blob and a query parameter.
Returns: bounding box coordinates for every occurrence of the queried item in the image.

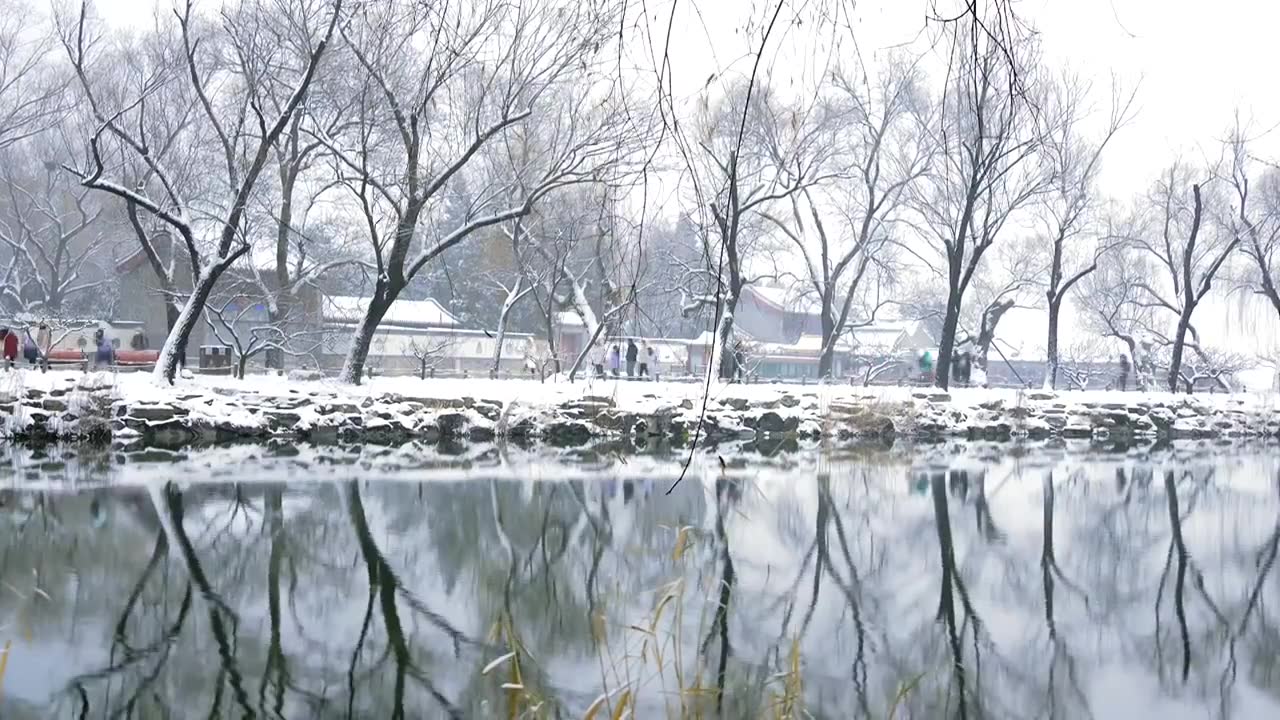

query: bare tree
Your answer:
[765,57,930,379]
[557,218,643,380]
[61,0,342,383]
[489,276,535,375]
[1156,343,1250,394]
[124,206,183,336]
[107,44,205,339]
[635,215,706,339]
[254,86,362,368]
[1224,120,1280,332]
[1037,75,1136,389]
[1129,162,1238,391]
[0,138,113,317]
[846,341,904,386]
[908,20,1050,390]
[961,239,1040,385]
[513,220,571,372]
[484,80,644,379]
[405,335,453,380]
[679,79,833,379]
[319,0,625,384]
[1075,243,1157,388]
[1056,337,1109,390]
[508,187,644,380]
[903,238,1039,386]
[202,286,325,378]
[0,1,67,151]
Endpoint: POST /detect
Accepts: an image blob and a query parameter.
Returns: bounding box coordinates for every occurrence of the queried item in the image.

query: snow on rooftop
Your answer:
[848,321,926,347]
[554,311,585,327]
[743,284,821,315]
[689,330,717,346]
[323,296,460,329]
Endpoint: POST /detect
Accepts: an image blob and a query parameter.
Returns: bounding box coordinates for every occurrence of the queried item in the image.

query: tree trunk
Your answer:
[817,344,836,380]
[710,291,741,381]
[264,307,286,370]
[270,152,299,373]
[340,286,395,385]
[152,258,238,385]
[237,353,248,380]
[930,471,970,712]
[567,321,609,381]
[127,204,183,362]
[972,344,991,385]
[164,302,184,369]
[935,292,960,390]
[1168,309,1194,392]
[716,312,736,380]
[491,319,511,375]
[562,274,605,382]
[490,284,528,374]
[972,299,1014,388]
[165,303,181,335]
[817,310,836,379]
[542,309,560,374]
[1044,295,1061,391]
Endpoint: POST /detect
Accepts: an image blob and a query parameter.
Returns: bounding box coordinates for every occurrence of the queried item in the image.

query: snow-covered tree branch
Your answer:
[59,0,343,384]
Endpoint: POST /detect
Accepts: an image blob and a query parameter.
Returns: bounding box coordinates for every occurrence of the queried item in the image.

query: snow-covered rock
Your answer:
[0,370,1278,447]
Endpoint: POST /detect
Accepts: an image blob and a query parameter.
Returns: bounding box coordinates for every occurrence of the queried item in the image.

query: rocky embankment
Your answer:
[3,374,1279,446]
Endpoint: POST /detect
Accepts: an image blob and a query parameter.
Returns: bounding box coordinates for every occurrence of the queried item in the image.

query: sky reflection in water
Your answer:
[1,442,1279,719]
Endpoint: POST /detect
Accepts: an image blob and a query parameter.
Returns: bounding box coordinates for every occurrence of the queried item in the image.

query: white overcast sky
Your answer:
[88,0,1280,199]
[647,0,1280,198]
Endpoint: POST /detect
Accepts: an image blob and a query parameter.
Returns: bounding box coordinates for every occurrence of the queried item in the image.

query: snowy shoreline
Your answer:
[3,370,1280,446]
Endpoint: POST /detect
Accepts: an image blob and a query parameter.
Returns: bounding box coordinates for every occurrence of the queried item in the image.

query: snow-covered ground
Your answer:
[8,367,1279,412]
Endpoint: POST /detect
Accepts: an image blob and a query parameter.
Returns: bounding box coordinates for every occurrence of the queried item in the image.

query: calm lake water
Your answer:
[2,441,1279,719]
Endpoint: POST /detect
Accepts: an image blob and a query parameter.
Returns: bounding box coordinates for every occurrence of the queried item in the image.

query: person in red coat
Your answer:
[0,328,17,365]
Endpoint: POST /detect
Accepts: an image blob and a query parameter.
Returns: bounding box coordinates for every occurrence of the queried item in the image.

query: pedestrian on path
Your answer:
[1,328,18,367]
[626,339,639,377]
[93,329,115,370]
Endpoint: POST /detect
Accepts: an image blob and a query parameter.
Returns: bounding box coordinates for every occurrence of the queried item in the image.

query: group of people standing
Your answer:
[916,347,976,386]
[0,323,51,368]
[0,322,117,370]
[598,339,659,380]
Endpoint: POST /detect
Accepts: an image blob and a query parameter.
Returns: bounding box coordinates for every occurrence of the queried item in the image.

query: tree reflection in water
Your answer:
[1,448,1279,718]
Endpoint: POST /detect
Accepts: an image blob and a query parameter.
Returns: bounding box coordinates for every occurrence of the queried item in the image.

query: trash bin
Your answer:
[199,345,234,375]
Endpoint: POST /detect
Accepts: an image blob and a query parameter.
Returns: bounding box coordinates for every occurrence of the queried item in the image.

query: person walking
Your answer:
[22,326,38,366]
[953,349,971,387]
[36,322,51,369]
[917,350,933,384]
[92,328,115,370]
[625,339,639,378]
[733,340,748,381]
[1,328,17,368]
[639,343,652,379]
[608,344,621,377]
